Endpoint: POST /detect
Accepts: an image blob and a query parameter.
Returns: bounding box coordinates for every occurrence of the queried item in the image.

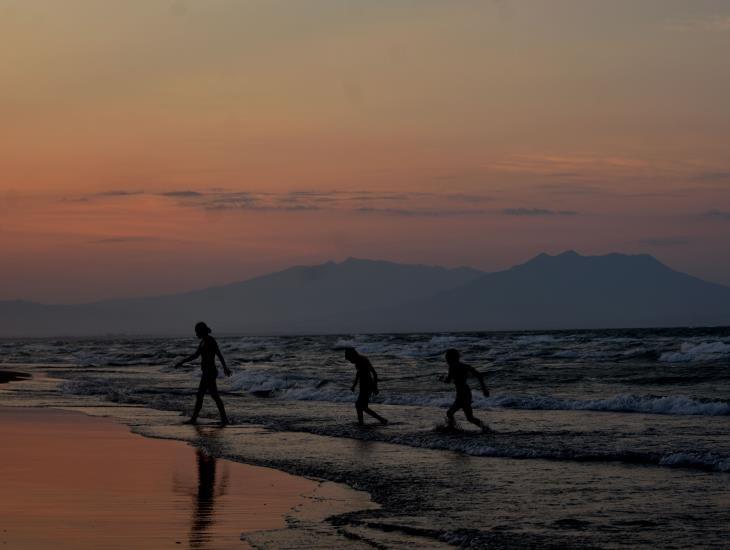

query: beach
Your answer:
[0,406,375,549]
[1,329,729,547]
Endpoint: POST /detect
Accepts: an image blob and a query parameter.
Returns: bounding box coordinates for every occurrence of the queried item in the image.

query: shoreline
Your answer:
[5,356,729,548]
[0,405,379,549]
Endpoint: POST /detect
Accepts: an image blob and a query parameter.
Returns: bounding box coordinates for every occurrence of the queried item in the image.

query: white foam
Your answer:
[229,369,730,416]
[485,393,730,416]
[660,452,730,472]
[659,341,730,363]
[515,334,555,344]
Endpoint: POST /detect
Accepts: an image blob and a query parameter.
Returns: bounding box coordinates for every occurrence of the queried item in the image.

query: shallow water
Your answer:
[1,327,729,547]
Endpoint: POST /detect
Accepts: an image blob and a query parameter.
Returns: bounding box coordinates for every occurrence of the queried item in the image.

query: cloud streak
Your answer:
[703,210,730,220]
[160,191,204,197]
[696,171,730,182]
[94,190,144,197]
[154,188,495,216]
[639,237,690,247]
[354,207,488,217]
[665,16,730,33]
[90,236,161,244]
[501,208,579,217]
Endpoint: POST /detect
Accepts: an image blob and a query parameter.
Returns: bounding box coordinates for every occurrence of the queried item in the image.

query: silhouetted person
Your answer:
[441,348,490,432]
[176,322,231,426]
[345,347,388,426]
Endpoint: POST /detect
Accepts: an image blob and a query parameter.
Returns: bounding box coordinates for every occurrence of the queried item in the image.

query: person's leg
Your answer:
[356,390,369,425]
[463,403,488,431]
[355,405,365,425]
[188,377,208,424]
[208,377,229,425]
[364,407,388,425]
[446,400,461,427]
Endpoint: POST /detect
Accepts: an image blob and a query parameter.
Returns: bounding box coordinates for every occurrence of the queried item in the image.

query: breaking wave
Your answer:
[659,340,730,363]
[229,370,730,416]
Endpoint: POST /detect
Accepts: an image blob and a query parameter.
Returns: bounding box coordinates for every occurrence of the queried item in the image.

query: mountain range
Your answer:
[2,251,729,336]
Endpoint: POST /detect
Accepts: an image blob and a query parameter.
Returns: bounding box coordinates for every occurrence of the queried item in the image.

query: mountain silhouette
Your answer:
[1,252,728,336]
[376,251,730,332]
[0,259,482,336]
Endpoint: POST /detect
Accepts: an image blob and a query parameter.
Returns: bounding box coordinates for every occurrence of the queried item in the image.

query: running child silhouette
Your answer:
[175,322,231,426]
[345,348,388,426]
[441,348,490,432]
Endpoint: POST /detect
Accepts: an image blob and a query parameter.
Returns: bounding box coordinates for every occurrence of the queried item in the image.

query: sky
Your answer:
[1,0,729,303]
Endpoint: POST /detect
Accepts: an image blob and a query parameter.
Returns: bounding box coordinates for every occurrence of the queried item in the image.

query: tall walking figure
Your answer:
[345,348,388,426]
[442,348,489,432]
[176,322,231,426]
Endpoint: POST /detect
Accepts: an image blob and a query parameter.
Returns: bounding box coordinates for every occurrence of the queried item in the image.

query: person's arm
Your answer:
[175,343,201,368]
[214,340,232,377]
[369,364,379,395]
[441,365,453,384]
[351,371,360,392]
[469,365,489,397]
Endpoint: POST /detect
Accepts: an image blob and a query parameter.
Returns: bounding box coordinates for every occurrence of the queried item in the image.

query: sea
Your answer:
[2,327,729,548]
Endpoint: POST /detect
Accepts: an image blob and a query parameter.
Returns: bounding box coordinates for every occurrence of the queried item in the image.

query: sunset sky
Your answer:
[2,0,729,303]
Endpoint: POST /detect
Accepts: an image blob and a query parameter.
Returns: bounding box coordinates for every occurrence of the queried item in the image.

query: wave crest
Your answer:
[229,369,730,416]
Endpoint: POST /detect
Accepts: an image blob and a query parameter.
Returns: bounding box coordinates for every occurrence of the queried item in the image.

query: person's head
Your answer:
[445,348,460,365]
[344,347,359,363]
[194,321,212,338]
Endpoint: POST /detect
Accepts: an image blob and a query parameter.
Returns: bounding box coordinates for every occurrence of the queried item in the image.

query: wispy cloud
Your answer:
[639,237,690,247]
[501,208,579,217]
[665,16,730,32]
[354,207,488,217]
[90,236,161,244]
[536,183,605,196]
[443,193,493,203]
[59,189,145,203]
[703,210,730,220]
[491,153,650,178]
[154,188,493,216]
[160,191,203,197]
[695,171,730,182]
[89,235,192,244]
[95,190,144,197]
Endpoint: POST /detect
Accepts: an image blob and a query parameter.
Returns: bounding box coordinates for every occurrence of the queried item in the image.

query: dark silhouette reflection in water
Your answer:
[174,444,230,549]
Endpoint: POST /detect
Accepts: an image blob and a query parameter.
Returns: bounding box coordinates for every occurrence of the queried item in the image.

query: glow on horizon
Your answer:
[1,1,729,302]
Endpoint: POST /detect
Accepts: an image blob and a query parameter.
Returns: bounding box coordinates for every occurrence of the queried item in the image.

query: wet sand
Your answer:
[0,407,339,549]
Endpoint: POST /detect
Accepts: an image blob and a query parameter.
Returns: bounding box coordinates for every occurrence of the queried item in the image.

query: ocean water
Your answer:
[2,327,729,548]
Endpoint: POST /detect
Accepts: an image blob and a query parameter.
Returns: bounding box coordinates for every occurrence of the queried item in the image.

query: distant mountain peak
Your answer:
[527,250,663,263]
[2,251,728,336]
[341,257,380,265]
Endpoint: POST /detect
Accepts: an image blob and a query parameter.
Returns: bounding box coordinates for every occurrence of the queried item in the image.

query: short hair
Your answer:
[195,321,212,335]
[445,348,460,362]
